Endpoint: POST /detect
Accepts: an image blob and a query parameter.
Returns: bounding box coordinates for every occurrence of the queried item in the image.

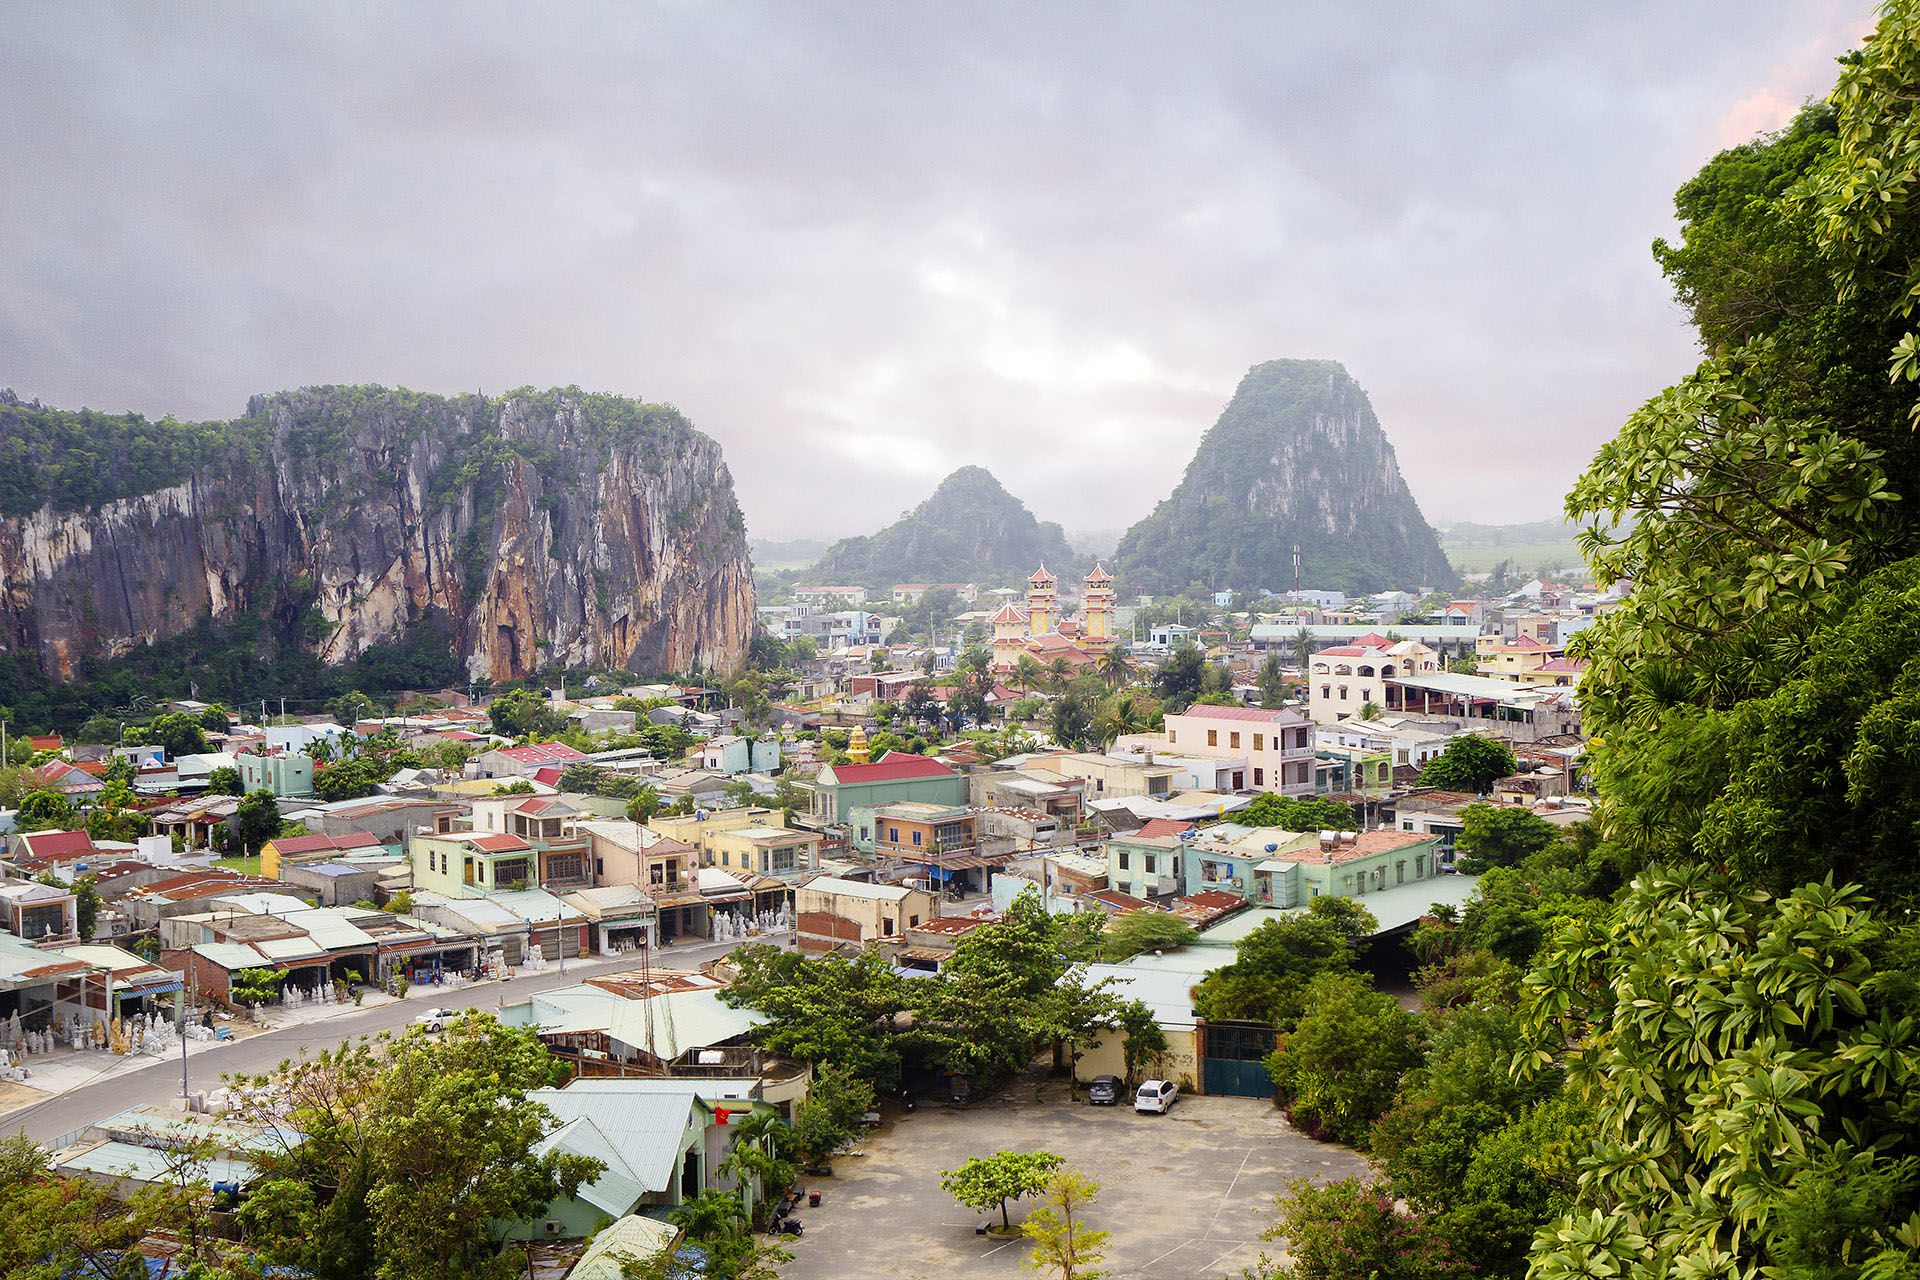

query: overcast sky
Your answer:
[1,3,1876,540]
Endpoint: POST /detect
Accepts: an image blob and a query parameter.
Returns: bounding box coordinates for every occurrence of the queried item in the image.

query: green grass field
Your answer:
[1440,538,1587,575]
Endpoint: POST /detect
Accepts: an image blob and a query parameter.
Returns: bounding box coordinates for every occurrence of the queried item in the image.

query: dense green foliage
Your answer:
[1115,359,1452,595]
[0,392,259,516]
[1416,736,1516,794]
[1242,1177,1475,1280]
[1264,971,1425,1146]
[1452,804,1561,874]
[1097,910,1199,961]
[811,465,1079,589]
[234,1016,593,1280]
[940,1150,1064,1231]
[1234,793,1361,832]
[1192,897,1374,1026]
[724,890,1111,1092]
[1524,871,1920,1279]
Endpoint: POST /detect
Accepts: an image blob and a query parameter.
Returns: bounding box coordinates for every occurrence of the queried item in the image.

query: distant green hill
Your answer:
[1114,359,1451,595]
[749,537,831,571]
[809,466,1079,589]
[1438,520,1588,576]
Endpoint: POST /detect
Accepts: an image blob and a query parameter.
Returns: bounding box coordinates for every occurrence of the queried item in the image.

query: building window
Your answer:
[1339,686,1348,700]
[1117,851,1130,870]
[1168,730,1177,744]
[1207,730,1218,747]
[1415,855,1426,877]
[1229,732,1240,749]
[1253,768,1264,787]
[1396,860,1405,884]
[594,858,605,876]
[1253,734,1264,751]
[1144,854,1156,874]
[1321,685,1331,699]
[912,830,923,846]
[882,918,895,937]
[909,915,920,927]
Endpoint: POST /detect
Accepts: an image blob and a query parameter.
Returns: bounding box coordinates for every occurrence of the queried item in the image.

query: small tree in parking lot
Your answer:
[941,1150,1064,1232]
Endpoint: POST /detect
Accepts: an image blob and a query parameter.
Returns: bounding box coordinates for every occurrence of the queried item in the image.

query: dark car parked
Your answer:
[1086,1075,1123,1105]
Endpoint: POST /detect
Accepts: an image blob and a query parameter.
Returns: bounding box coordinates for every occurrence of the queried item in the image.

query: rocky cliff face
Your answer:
[1115,360,1451,595]
[0,386,753,683]
[811,465,1079,587]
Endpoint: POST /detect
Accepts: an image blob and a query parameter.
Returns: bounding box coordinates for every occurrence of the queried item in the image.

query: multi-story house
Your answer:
[794,877,937,954]
[1307,634,1442,723]
[237,749,314,798]
[469,794,593,891]
[1160,705,1316,795]
[410,831,542,896]
[1474,634,1564,683]
[811,754,968,839]
[1105,829,1186,899]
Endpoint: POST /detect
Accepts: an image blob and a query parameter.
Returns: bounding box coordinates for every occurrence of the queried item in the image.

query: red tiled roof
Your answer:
[1350,632,1394,648]
[1135,818,1194,839]
[467,833,532,853]
[1169,705,1302,724]
[532,767,564,787]
[1536,658,1588,673]
[827,753,959,784]
[494,742,587,764]
[269,832,382,856]
[17,830,95,859]
[27,735,63,752]
[989,602,1028,624]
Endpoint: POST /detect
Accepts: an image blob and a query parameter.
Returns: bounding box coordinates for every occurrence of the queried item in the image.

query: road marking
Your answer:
[1137,1239,1197,1269]
[1205,1147,1257,1237]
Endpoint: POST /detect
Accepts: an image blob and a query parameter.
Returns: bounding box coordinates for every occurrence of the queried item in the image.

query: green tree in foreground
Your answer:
[1097,910,1198,962]
[1451,803,1559,875]
[205,764,243,795]
[941,1150,1064,1232]
[789,1065,876,1166]
[1265,971,1425,1147]
[234,1015,595,1280]
[1416,737,1515,794]
[1522,870,1920,1279]
[1241,1178,1473,1280]
[1235,793,1358,832]
[1022,1167,1109,1280]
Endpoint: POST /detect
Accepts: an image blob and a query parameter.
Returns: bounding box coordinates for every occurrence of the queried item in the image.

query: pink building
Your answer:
[1161,705,1315,796]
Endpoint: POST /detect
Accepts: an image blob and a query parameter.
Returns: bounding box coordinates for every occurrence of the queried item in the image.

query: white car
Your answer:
[1134,1079,1179,1114]
[414,1007,459,1032]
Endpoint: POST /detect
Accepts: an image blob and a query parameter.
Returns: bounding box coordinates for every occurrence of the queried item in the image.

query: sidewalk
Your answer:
[0,935,787,1123]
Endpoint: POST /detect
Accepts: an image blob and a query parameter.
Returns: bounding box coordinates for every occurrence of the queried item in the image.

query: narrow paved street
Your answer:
[5,933,778,1145]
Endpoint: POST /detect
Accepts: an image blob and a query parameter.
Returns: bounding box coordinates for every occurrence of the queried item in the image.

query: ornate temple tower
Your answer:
[1083,564,1114,652]
[990,600,1028,671]
[1026,565,1057,637]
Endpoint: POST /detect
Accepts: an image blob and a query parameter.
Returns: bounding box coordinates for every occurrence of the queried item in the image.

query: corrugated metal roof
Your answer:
[56,1140,256,1188]
[527,1085,697,1193]
[571,1216,677,1280]
[192,943,268,971]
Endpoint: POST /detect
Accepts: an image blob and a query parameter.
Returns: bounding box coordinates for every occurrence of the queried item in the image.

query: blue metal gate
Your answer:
[1200,1021,1276,1097]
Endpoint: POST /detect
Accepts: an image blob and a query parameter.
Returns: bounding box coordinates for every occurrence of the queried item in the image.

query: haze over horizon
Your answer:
[1,3,1875,540]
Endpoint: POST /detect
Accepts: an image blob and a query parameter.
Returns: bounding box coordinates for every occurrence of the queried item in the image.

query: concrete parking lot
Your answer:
[778,1081,1366,1280]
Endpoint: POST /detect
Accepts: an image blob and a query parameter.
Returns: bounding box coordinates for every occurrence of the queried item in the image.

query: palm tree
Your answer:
[1015,654,1046,696]
[1049,657,1074,692]
[1098,645,1131,689]
[1294,627,1314,670]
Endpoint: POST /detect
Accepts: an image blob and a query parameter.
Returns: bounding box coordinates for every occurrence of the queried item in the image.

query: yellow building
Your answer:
[1083,564,1114,652]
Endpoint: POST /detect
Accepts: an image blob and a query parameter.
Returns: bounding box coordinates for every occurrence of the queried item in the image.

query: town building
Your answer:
[810,753,968,831]
[794,877,937,953]
[1160,704,1315,794]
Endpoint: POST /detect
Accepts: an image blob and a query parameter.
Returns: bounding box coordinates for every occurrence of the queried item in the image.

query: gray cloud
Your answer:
[0,1,1875,539]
